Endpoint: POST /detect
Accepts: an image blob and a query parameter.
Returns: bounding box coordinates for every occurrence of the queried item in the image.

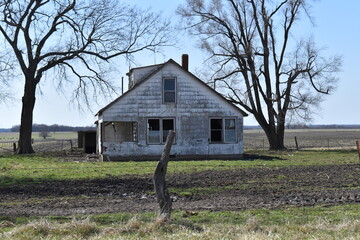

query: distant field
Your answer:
[0,131,77,142]
[0,132,78,153]
[244,128,360,150]
[1,129,359,153]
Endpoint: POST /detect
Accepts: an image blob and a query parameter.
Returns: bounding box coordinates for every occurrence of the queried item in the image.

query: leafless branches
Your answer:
[178,0,341,149]
[0,0,172,107]
[0,0,173,154]
[0,51,14,103]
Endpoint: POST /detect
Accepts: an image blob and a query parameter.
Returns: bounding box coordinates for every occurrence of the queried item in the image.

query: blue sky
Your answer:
[0,0,359,128]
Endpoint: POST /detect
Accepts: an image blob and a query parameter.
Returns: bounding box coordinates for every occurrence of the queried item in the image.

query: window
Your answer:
[163,78,176,103]
[224,119,236,142]
[148,119,160,143]
[162,119,174,143]
[210,119,222,142]
[148,118,175,144]
[210,118,237,143]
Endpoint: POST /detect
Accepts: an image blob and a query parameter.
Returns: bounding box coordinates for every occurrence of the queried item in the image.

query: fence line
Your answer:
[0,139,77,154]
[1,135,359,153]
[245,137,360,150]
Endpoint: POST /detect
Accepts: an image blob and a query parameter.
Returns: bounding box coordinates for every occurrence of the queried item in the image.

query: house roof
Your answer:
[96,59,248,117]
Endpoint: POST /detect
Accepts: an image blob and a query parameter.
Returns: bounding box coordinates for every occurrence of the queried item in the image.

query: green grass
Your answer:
[0,150,359,186]
[0,150,359,239]
[1,205,359,239]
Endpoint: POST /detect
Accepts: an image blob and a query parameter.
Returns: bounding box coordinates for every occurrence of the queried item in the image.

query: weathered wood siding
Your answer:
[98,61,245,159]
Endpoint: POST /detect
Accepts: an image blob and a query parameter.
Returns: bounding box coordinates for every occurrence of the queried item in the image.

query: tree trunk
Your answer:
[17,78,37,154]
[256,116,287,150]
[263,124,286,150]
[268,133,286,150]
[153,130,175,221]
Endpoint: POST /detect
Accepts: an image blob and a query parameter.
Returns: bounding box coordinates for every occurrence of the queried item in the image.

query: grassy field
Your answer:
[0,150,358,186]
[0,150,360,239]
[0,132,78,154]
[0,131,77,142]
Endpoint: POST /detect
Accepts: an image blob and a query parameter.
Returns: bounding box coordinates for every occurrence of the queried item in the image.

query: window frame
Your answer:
[147,119,160,144]
[224,118,236,143]
[147,118,176,144]
[210,118,223,143]
[162,77,176,103]
[209,117,237,143]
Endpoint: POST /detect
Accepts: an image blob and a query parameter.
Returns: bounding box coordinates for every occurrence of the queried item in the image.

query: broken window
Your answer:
[210,118,222,142]
[148,118,175,144]
[162,119,174,143]
[163,78,176,103]
[210,118,237,143]
[224,119,236,143]
[148,119,160,143]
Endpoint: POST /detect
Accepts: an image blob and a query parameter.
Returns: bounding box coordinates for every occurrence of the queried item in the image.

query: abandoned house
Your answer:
[96,55,247,160]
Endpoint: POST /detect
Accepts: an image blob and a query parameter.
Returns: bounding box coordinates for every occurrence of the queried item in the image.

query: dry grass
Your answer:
[2,214,360,240]
[3,218,99,240]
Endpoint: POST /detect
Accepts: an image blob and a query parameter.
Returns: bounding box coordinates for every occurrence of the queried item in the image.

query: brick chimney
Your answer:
[181,54,189,71]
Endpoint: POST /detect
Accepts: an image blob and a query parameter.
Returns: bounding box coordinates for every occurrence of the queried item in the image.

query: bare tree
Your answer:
[39,131,50,140]
[0,0,171,154]
[178,0,341,149]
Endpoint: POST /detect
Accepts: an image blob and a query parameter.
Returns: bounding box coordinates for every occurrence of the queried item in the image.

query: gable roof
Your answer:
[96,59,248,117]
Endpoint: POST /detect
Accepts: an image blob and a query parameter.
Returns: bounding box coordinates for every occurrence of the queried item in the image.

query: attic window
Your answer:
[163,78,176,103]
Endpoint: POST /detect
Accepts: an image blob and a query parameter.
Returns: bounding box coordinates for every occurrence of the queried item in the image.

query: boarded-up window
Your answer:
[163,78,176,103]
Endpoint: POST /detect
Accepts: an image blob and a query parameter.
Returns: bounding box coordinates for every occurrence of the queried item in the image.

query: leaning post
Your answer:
[356,141,360,160]
[153,130,175,221]
[294,136,299,150]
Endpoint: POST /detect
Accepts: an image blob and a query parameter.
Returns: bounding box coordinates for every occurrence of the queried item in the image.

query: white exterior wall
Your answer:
[98,62,245,159]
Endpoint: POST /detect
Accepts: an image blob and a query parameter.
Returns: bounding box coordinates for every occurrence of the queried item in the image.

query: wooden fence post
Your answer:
[356,141,360,160]
[153,130,175,221]
[294,136,299,150]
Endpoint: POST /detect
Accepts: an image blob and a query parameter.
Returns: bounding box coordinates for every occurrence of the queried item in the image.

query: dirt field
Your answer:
[1,162,359,217]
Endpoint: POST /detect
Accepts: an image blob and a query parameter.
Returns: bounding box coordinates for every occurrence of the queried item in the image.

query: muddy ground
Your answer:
[1,163,360,217]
